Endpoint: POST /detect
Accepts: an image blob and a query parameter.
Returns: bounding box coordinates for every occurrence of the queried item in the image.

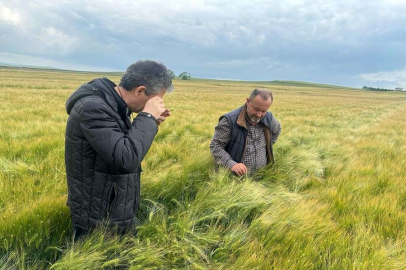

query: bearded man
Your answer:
[210,89,281,176]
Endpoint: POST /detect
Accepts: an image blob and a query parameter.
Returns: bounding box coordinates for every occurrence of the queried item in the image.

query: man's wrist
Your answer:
[225,160,237,169]
[137,112,157,122]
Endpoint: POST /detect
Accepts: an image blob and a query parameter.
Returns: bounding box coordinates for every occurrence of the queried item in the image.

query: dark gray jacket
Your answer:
[65,78,157,230]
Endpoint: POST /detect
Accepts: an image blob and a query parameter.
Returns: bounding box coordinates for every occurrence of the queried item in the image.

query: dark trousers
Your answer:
[73,226,89,242]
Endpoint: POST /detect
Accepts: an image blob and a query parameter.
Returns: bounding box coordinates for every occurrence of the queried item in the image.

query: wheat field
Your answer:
[1,67,406,269]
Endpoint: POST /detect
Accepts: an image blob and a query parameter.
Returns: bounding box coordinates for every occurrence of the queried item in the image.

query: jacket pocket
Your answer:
[109,172,139,222]
[107,182,117,218]
[89,171,114,220]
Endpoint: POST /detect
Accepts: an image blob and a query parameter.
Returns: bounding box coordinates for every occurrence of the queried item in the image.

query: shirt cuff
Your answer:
[225,159,237,169]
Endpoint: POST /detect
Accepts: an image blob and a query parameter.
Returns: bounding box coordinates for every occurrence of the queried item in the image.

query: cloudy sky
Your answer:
[1,0,406,88]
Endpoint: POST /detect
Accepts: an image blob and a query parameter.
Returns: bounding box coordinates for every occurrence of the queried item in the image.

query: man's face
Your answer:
[245,95,272,124]
[128,87,167,112]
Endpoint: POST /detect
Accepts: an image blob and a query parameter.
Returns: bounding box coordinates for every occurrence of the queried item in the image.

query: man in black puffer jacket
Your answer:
[65,60,173,240]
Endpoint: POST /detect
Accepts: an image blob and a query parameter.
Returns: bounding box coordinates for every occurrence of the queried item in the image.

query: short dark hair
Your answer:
[249,89,273,101]
[120,60,174,95]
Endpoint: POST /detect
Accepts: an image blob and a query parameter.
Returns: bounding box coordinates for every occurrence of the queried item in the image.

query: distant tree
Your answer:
[178,72,191,80]
[168,69,176,79]
[362,86,392,91]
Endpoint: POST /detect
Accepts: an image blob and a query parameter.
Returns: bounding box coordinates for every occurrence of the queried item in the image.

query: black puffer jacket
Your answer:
[65,78,157,230]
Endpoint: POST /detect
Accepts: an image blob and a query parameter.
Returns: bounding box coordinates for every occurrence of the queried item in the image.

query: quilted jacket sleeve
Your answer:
[79,98,158,174]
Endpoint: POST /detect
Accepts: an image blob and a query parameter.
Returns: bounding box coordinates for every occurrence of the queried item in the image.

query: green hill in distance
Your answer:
[0,63,359,90]
[251,80,359,90]
[0,63,124,76]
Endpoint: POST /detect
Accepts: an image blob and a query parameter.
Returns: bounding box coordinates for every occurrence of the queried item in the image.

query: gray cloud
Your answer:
[1,0,406,88]
[361,67,406,87]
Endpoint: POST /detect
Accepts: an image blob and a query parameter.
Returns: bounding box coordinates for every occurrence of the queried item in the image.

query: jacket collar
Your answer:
[90,78,131,119]
[89,77,120,112]
[236,105,248,129]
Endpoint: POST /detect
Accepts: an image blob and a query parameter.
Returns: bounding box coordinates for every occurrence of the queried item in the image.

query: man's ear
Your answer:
[134,86,146,96]
[245,98,250,106]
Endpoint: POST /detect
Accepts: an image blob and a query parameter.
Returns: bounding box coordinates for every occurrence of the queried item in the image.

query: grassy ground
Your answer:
[1,68,406,269]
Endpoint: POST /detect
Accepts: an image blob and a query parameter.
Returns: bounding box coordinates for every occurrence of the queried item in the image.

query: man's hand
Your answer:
[156,109,171,127]
[231,163,247,176]
[142,96,166,119]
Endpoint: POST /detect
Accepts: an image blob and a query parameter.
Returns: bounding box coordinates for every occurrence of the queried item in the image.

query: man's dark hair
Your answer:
[120,60,174,95]
[249,88,273,101]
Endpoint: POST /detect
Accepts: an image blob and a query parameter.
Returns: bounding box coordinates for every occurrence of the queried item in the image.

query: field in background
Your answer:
[1,68,406,269]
